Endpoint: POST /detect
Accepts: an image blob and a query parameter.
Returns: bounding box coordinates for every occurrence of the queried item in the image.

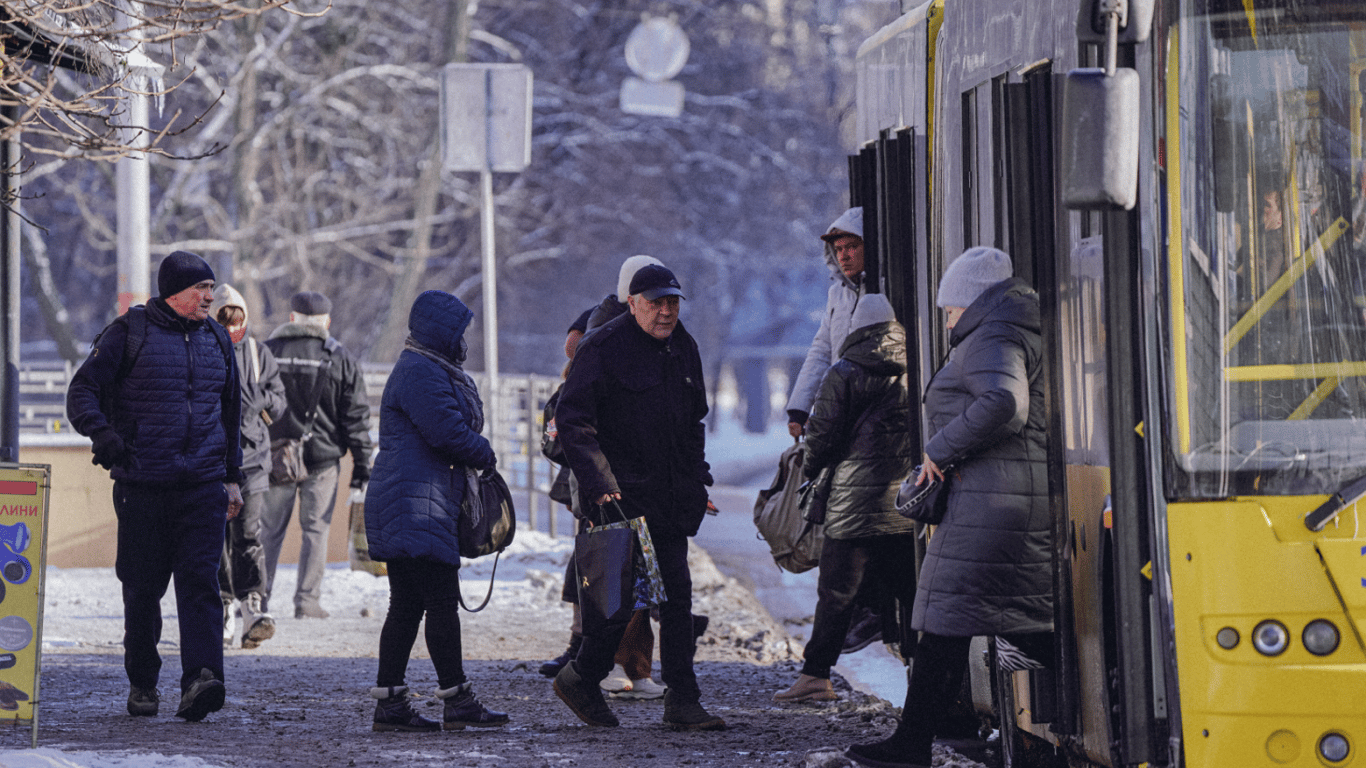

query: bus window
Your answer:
[1168,8,1366,496]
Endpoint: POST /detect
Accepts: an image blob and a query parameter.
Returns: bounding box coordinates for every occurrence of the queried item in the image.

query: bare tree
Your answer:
[0,0,318,171]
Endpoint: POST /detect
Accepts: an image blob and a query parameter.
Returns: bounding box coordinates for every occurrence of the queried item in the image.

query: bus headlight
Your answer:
[1318,733,1349,763]
[1302,620,1340,656]
[1252,620,1289,656]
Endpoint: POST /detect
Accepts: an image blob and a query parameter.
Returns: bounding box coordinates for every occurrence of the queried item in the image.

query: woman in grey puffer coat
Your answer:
[847,247,1052,768]
[773,294,917,704]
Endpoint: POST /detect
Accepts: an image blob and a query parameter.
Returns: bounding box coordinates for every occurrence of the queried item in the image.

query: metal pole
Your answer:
[480,168,499,428]
[116,92,151,315]
[0,105,19,462]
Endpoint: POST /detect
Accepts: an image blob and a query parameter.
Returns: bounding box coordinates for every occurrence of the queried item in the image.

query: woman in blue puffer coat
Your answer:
[363,290,509,733]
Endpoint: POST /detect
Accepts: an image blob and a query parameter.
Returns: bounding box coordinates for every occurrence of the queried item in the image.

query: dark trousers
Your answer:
[218,489,268,601]
[893,631,1053,764]
[113,480,227,693]
[575,531,699,700]
[377,558,466,690]
[802,534,917,679]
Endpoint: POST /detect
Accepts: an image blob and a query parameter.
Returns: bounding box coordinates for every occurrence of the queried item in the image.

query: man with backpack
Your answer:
[259,291,372,620]
[66,250,244,722]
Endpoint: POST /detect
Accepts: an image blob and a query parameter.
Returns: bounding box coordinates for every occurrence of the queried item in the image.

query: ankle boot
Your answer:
[773,673,838,702]
[539,632,582,677]
[436,682,509,730]
[662,690,726,731]
[370,685,440,732]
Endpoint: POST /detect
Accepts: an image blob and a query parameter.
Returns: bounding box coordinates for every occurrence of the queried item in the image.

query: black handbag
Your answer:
[573,502,638,627]
[456,467,518,613]
[269,352,332,484]
[896,464,954,525]
[797,465,835,525]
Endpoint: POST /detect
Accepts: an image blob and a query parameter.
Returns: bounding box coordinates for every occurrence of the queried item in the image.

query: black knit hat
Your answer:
[157,251,215,299]
[290,291,332,315]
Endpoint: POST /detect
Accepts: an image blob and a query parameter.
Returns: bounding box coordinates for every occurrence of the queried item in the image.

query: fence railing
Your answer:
[21,362,570,537]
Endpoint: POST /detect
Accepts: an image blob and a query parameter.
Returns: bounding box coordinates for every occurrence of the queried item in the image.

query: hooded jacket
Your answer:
[802,296,918,541]
[556,310,712,538]
[210,285,287,495]
[786,208,865,418]
[264,320,372,487]
[66,299,244,486]
[912,278,1052,637]
[364,291,495,566]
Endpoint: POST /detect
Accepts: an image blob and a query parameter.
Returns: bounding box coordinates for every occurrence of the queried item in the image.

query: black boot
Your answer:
[437,682,509,730]
[662,689,726,731]
[539,632,582,677]
[553,662,619,727]
[371,685,440,732]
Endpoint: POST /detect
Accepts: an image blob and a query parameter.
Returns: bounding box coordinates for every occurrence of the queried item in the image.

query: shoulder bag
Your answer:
[270,352,332,484]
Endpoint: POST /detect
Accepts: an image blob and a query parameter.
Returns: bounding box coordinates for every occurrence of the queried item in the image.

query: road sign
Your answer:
[621,17,690,118]
[441,64,533,173]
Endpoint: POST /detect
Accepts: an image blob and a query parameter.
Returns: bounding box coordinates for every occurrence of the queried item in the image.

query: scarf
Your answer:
[404,336,485,434]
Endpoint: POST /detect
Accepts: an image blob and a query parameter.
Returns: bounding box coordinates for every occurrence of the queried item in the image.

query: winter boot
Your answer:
[773,673,838,702]
[127,686,159,717]
[552,662,619,727]
[436,682,510,730]
[662,689,726,731]
[370,685,440,732]
[221,598,235,648]
[240,592,276,650]
[175,669,225,722]
[539,632,582,677]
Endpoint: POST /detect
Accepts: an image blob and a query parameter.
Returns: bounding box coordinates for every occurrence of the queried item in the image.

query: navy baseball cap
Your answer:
[628,264,686,301]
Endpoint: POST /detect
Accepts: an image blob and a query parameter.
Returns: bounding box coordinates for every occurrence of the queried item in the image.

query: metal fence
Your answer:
[20,361,570,537]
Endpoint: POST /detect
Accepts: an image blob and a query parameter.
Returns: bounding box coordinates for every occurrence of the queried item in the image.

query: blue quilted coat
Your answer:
[364,291,495,566]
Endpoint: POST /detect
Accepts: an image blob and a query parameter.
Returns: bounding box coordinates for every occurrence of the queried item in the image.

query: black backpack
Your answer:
[92,306,234,408]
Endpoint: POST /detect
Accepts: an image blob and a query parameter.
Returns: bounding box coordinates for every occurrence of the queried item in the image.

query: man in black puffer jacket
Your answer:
[773,294,918,704]
[67,251,244,723]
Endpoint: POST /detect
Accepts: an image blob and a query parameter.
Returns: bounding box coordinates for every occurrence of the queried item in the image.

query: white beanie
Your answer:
[617,255,664,300]
[850,293,896,330]
[209,283,249,326]
[937,247,1013,308]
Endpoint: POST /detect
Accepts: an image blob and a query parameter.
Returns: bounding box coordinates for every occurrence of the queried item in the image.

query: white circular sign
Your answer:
[625,17,690,82]
[0,616,31,651]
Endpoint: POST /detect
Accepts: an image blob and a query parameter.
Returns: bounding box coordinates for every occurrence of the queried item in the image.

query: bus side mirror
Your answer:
[1062,68,1140,210]
[1076,0,1154,44]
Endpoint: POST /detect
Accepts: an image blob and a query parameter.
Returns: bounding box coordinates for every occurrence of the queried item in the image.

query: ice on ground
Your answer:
[0,748,227,768]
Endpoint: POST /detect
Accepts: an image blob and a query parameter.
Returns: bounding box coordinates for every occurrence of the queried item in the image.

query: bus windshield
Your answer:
[1169,3,1366,497]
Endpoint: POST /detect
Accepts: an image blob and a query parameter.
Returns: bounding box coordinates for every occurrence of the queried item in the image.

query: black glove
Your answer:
[787,409,808,427]
[91,427,127,470]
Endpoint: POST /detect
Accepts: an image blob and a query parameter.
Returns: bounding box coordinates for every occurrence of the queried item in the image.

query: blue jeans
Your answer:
[259,462,339,612]
[113,480,227,693]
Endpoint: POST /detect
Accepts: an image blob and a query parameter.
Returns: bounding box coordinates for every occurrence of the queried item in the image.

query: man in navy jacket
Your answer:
[67,251,244,722]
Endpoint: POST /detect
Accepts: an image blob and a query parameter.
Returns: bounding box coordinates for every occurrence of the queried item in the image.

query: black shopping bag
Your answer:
[574,522,637,626]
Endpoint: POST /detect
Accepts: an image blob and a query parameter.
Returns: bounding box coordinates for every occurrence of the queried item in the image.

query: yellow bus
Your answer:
[853,1,1366,765]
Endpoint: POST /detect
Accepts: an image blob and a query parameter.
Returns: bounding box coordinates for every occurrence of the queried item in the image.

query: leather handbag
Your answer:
[896,464,954,525]
[456,467,518,613]
[574,507,637,626]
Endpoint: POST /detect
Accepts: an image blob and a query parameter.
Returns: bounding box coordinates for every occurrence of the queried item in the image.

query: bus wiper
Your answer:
[1304,474,1366,532]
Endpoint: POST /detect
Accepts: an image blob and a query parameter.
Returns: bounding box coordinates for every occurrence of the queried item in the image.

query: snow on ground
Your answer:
[0,748,225,768]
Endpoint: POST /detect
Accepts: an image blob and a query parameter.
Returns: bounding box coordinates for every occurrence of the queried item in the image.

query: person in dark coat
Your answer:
[65,251,244,722]
[773,294,918,703]
[362,290,508,733]
[260,290,373,619]
[539,255,679,701]
[552,264,725,731]
[211,284,287,650]
[847,247,1053,768]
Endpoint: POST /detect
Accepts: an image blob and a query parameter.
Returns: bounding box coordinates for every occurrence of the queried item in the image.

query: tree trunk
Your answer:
[373,0,471,362]
[22,221,83,363]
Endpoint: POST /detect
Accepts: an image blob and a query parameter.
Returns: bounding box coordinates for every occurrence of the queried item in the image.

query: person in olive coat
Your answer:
[847,247,1052,768]
[773,293,917,703]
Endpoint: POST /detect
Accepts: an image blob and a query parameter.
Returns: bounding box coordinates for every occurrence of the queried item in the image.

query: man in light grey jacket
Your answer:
[786,207,865,438]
